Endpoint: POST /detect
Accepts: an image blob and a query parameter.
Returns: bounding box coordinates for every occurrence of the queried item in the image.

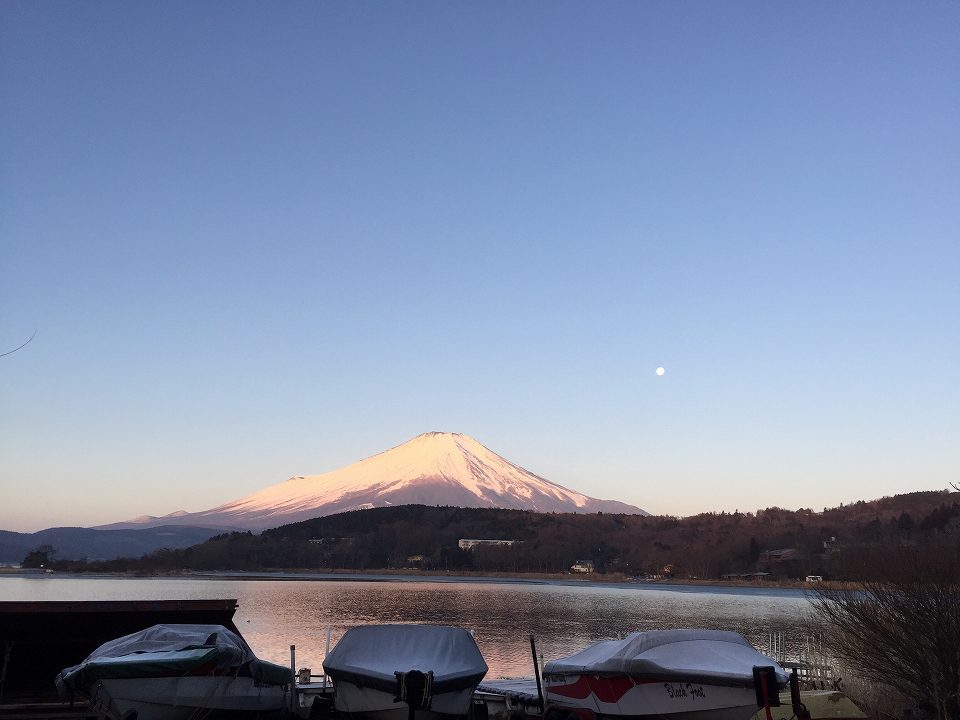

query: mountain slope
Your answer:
[0,525,225,564]
[104,432,646,530]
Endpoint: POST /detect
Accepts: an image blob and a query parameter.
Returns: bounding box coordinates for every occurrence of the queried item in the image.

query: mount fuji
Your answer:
[101,432,647,530]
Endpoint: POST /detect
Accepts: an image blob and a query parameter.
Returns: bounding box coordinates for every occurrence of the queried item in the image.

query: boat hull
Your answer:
[544,673,760,720]
[95,676,287,720]
[334,679,477,720]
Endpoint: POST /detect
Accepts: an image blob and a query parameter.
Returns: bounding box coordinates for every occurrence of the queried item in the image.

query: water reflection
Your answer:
[0,577,815,677]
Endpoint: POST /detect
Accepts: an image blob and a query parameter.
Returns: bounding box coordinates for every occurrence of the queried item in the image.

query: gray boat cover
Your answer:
[323,624,488,693]
[543,630,788,688]
[56,623,291,699]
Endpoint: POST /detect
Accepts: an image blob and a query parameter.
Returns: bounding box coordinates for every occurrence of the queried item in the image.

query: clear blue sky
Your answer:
[2,2,958,532]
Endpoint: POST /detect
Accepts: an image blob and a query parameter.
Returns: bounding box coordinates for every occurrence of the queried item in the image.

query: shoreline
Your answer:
[1,566,816,596]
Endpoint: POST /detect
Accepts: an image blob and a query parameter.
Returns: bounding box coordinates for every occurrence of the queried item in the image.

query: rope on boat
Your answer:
[188,660,240,720]
[394,669,435,710]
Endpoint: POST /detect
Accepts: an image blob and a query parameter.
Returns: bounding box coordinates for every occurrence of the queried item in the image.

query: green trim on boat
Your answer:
[63,647,219,686]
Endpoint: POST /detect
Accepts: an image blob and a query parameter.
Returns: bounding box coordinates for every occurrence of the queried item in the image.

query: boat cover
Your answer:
[543,630,788,688]
[56,623,291,698]
[323,624,488,694]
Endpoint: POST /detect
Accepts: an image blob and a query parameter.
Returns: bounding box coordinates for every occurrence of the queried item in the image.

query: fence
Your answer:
[766,630,837,688]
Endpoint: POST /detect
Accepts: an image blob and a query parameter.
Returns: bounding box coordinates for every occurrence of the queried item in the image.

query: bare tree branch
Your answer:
[0,328,37,358]
[809,547,960,720]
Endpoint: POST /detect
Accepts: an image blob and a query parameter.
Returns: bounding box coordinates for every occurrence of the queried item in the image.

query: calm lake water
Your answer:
[0,575,817,678]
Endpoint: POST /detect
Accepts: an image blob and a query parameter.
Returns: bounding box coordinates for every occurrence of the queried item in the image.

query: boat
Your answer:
[0,598,243,707]
[540,629,789,720]
[55,623,292,720]
[322,624,488,720]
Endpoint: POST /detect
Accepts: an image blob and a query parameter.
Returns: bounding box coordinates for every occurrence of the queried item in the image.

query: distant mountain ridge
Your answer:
[0,525,224,564]
[101,432,647,531]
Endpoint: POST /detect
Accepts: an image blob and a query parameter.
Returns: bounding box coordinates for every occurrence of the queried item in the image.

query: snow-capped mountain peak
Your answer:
[105,432,646,530]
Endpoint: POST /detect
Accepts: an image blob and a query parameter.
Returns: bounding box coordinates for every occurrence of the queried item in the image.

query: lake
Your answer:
[0,574,817,678]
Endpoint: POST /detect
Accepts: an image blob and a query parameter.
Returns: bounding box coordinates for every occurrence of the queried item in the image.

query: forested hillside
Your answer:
[38,490,960,581]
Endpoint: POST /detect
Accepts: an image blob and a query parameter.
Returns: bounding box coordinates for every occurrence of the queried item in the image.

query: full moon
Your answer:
[656,367,665,376]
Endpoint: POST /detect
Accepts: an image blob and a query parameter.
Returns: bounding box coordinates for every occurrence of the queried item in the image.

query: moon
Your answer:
[656,367,665,376]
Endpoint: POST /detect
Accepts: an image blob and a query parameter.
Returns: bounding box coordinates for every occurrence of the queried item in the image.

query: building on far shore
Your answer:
[458,539,517,550]
[721,571,770,581]
[759,548,805,579]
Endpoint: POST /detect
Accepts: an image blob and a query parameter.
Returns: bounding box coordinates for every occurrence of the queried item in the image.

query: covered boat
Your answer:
[322,624,488,720]
[55,623,291,720]
[542,629,788,720]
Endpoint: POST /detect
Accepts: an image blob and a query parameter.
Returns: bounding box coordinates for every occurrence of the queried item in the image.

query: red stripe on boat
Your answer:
[547,676,657,702]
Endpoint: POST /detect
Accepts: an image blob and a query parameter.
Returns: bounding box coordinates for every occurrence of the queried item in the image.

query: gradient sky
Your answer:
[2,2,958,533]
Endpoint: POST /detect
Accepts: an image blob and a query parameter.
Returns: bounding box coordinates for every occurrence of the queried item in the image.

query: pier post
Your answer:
[529,635,544,714]
[291,644,297,715]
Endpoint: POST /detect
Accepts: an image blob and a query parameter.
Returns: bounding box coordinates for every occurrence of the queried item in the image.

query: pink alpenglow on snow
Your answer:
[101,432,647,530]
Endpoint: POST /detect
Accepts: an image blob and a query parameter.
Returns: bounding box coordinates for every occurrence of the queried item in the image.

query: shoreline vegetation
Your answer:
[15,493,959,584]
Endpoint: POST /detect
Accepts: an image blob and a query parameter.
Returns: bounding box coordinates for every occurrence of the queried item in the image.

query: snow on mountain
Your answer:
[104,432,647,530]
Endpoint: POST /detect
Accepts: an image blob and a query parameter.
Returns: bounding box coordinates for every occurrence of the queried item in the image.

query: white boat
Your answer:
[541,629,788,720]
[322,624,488,720]
[55,623,291,720]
